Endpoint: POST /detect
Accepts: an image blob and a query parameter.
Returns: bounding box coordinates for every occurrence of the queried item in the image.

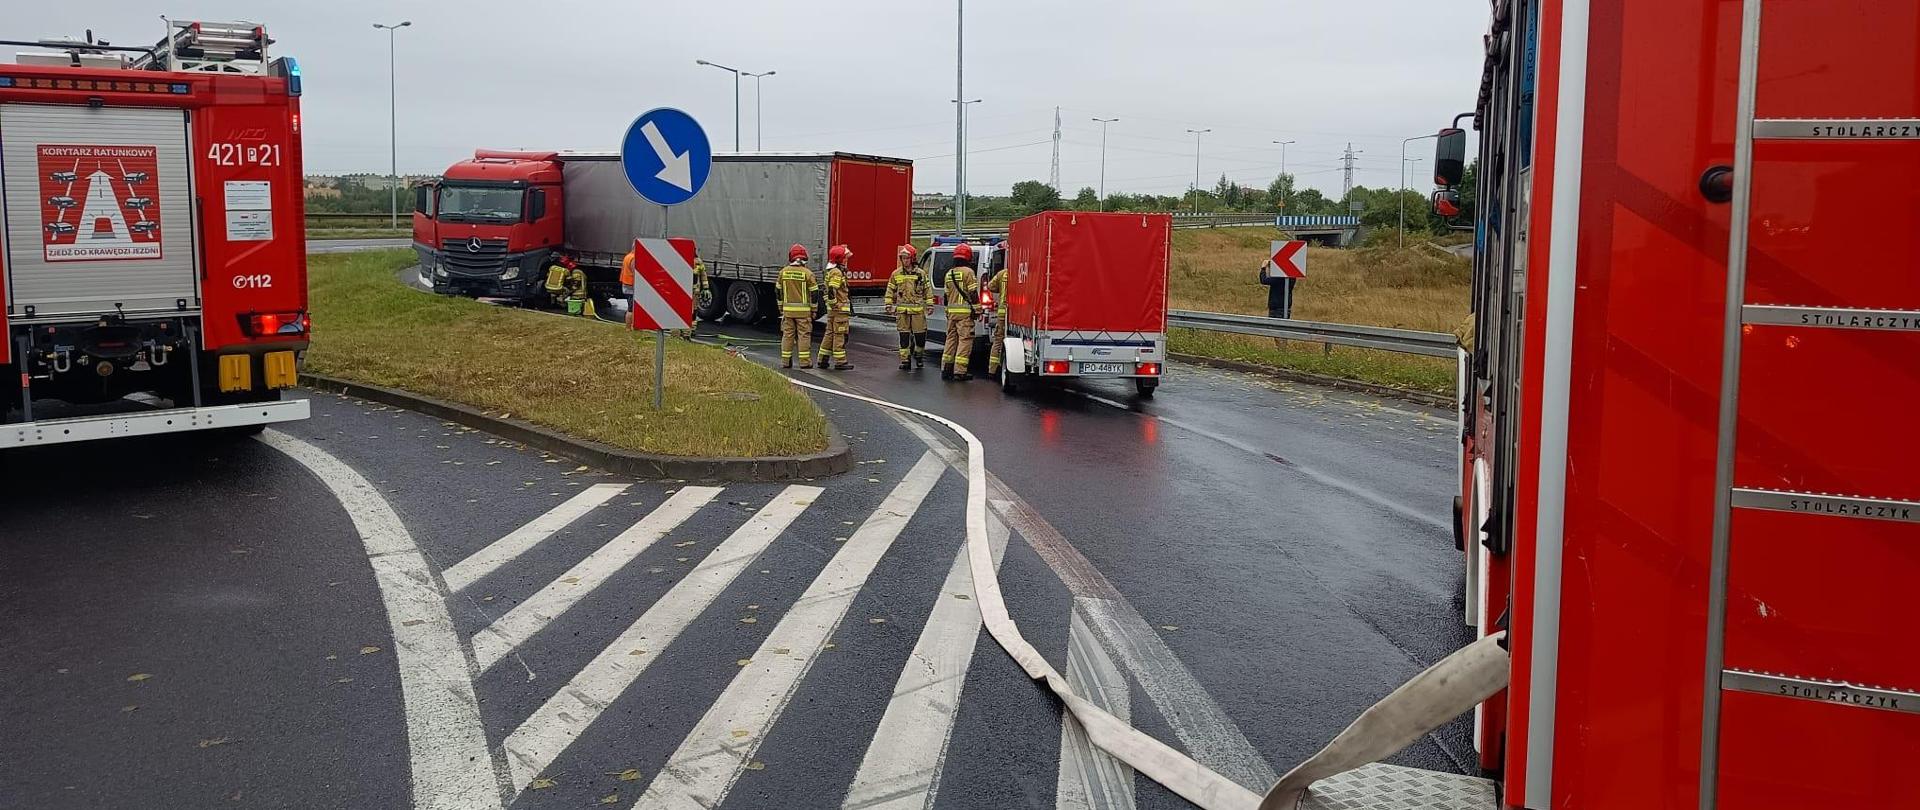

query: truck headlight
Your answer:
[500,266,521,281]
[434,266,449,279]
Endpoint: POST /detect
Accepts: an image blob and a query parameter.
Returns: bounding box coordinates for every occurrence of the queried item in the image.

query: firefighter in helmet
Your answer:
[544,254,594,318]
[816,244,854,369]
[941,242,981,380]
[985,250,1009,376]
[778,244,820,368]
[884,244,928,370]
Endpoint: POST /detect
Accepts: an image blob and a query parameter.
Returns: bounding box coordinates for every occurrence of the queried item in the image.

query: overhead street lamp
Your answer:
[372,20,411,229]
[954,98,983,230]
[1186,128,1211,212]
[1092,117,1118,209]
[694,59,768,151]
[1271,139,1296,176]
[743,70,775,151]
[1400,132,1442,247]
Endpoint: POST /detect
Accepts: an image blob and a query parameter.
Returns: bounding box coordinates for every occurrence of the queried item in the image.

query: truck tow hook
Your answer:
[51,351,72,374]
[149,344,171,367]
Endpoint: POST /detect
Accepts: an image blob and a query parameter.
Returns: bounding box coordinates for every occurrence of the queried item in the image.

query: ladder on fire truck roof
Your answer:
[127,19,271,74]
[1699,1,1920,808]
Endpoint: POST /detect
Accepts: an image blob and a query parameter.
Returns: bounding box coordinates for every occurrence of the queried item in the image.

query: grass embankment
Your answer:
[309,227,412,240]
[1166,227,1469,394]
[306,250,829,457]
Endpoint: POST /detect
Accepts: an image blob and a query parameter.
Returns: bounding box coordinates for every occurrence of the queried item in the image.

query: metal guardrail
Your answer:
[1167,309,1458,357]
[910,213,1274,239]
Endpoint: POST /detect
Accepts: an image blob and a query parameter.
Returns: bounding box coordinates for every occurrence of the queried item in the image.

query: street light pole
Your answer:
[1092,117,1118,210]
[954,98,982,230]
[743,70,775,151]
[695,59,764,151]
[1186,128,1211,212]
[1271,139,1296,177]
[1400,132,1441,248]
[954,0,965,233]
[373,20,411,230]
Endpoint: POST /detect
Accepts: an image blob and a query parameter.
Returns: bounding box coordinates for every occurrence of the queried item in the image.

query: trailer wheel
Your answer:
[695,287,726,322]
[724,280,762,324]
[1134,378,1158,397]
[1000,365,1021,394]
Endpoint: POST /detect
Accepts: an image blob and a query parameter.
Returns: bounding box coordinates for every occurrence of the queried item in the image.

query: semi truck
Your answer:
[412,150,912,322]
[1442,0,1917,807]
[1,19,311,446]
[995,211,1169,396]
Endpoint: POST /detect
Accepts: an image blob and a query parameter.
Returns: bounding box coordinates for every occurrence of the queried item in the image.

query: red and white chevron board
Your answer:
[1268,239,1307,279]
[629,237,696,331]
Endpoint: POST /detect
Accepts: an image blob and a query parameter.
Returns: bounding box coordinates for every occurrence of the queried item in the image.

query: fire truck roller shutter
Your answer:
[1,103,199,317]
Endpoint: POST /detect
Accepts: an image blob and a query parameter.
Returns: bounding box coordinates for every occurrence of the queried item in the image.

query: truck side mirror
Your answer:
[528,189,547,221]
[412,184,429,215]
[1431,189,1463,220]
[1434,128,1466,187]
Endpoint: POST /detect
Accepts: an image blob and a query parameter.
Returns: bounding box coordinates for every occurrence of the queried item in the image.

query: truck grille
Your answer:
[441,237,509,275]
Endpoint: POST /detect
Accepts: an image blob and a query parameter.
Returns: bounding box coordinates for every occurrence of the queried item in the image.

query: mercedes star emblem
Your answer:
[467,237,482,253]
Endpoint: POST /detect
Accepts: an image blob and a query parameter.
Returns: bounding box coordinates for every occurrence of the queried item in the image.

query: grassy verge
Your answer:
[1166,227,1467,395]
[309,227,412,240]
[307,250,829,457]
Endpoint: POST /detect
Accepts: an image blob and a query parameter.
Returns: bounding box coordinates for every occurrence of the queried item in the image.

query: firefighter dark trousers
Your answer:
[780,315,813,366]
[819,312,851,366]
[896,311,928,365]
[943,311,975,373]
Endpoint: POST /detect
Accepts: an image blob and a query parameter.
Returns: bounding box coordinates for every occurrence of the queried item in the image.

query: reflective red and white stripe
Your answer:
[629,237,696,331]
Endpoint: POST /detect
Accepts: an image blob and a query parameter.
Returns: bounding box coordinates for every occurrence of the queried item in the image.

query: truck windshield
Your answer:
[437,185,524,222]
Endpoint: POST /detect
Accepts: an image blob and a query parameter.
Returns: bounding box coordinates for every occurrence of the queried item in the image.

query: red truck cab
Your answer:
[411,149,563,302]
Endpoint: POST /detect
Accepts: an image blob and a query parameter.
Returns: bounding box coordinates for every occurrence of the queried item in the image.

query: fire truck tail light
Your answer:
[1043,360,1070,375]
[243,312,309,337]
[1136,362,1161,376]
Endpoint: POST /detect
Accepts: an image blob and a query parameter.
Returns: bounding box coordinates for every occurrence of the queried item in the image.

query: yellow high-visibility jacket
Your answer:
[885,267,929,313]
[778,262,819,316]
[823,266,852,313]
[945,265,979,316]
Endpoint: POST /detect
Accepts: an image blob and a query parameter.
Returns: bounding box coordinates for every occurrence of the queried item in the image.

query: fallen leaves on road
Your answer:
[121,705,138,713]
[609,768,642,782]
[1159,625,1179,632]
[739,617,757,624]
[198,736,234,748]
[359,645,381,655]
[868,618,886,624]
[599,793,620,805]
[744,761,765,771]
[531,777,557,790]
[627,649,647,656]
[401,619,425,627]
[736,658,752,667]
[127,673,152,683]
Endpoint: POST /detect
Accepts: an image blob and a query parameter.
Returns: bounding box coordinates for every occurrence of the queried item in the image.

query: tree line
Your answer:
[953,160,1478,234]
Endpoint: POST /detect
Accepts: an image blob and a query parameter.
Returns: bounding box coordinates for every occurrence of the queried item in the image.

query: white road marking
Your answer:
[634,452,946,810]
[442,483,630,594]
[258,430,503,810]
[501,485,823,794]
[841,511,1011,810]
[1058,601,1136,810]
[888,413,1278,790]
[471,486,721,671]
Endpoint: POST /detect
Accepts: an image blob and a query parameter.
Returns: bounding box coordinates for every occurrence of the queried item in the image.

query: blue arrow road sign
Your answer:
[620,107,712,206]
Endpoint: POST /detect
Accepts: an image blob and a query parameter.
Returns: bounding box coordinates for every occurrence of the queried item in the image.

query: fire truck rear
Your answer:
[0,20,309,445]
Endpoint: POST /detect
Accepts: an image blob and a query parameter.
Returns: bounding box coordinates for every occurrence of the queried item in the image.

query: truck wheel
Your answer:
[724,280,762,324]
[695,287,726,322]
[1001,365,1021,394]
[1134,378,1158,397]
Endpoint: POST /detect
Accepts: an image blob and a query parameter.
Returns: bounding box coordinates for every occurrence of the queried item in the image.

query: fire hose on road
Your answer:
[784,375,1511,810]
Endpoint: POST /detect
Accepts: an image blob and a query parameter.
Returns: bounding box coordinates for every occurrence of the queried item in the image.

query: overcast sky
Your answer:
[8,2,1485,198]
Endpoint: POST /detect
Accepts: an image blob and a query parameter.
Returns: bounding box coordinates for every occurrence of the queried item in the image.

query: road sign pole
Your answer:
[653,329,666,410]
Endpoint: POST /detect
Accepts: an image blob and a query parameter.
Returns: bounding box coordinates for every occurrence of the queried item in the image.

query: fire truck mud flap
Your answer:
[3,400,309,447]
[785,375,1505,810]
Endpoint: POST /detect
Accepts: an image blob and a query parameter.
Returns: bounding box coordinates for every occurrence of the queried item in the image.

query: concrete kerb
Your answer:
[1167,352,1453,410]
[298,373,851,482]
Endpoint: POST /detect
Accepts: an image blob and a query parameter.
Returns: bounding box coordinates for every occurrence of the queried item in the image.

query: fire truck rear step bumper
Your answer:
[3,400,310,447]
[1299,763,1498,810]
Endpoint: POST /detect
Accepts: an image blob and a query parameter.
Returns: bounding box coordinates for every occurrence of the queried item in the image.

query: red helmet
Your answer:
[788,243,808,262]
[898,244,918,261]
[952,243,974,262]
[828,244,850,264]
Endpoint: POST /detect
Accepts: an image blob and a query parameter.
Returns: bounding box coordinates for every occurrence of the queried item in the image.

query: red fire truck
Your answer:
[1444,0,1916,807]
[1,20,310,445]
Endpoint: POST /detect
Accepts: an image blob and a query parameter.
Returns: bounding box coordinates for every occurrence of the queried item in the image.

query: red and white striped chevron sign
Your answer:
[629,237,696,331]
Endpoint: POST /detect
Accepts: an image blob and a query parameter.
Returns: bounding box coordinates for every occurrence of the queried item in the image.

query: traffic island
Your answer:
[304,250,848,481]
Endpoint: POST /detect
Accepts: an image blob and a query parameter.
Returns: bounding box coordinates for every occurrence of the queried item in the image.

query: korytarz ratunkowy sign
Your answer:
[37,143,163,262]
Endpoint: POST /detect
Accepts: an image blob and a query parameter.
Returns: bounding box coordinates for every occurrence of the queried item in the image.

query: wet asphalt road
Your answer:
[1,254,1474,809]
